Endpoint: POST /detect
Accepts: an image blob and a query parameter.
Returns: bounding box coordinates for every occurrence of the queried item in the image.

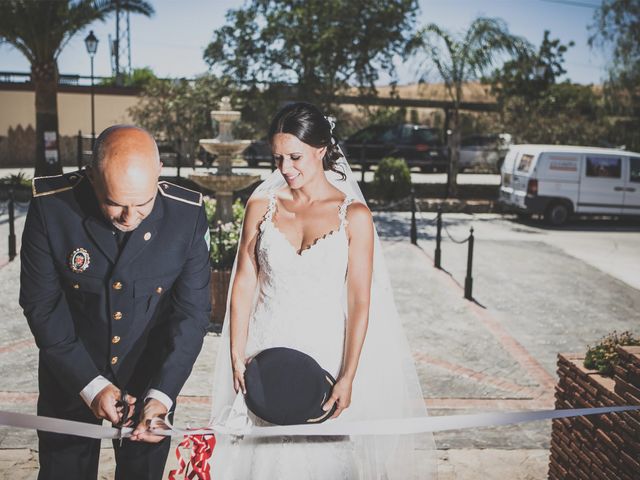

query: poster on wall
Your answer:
[44,131,59,165]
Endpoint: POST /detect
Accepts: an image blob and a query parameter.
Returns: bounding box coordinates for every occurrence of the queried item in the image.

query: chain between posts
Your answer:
[442,222,471,244]
[408,199,476,300]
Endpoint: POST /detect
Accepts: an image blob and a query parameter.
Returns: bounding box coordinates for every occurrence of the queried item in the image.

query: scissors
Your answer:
[116,389,130,447]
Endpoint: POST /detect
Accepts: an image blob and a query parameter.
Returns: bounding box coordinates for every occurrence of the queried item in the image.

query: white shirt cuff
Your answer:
[145,389,173,411]
[80,375,112,408]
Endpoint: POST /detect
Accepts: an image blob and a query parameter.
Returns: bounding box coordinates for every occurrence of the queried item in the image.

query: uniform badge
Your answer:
[68,248,91,273]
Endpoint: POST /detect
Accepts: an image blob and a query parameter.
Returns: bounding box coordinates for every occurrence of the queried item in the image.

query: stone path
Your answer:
[1,211,639,478]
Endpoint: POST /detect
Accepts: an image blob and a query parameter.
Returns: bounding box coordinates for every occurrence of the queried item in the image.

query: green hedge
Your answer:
[372,157,412,202]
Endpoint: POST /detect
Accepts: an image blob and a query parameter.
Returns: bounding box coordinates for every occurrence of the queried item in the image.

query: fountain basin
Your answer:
[199,139,251,158]
[210,110,242,124]
[189,172,260,195]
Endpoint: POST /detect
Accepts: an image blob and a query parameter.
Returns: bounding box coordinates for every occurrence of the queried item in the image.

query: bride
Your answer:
[210,102,436,479]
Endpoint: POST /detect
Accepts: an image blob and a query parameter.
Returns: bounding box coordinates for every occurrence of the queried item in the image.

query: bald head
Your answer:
[89,125,162,232]
[92,125,159,170]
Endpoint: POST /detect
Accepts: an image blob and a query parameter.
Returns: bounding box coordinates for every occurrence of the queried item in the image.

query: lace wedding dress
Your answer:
[211,192,359,479]
[209,161,437,479]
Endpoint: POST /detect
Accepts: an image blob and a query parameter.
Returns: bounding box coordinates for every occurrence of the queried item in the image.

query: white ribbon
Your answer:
[2,405,639,440]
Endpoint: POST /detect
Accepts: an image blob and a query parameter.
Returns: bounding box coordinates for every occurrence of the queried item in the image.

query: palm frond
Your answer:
[409,16,533,103]
[0,0,154,63]
[462,17,531,79]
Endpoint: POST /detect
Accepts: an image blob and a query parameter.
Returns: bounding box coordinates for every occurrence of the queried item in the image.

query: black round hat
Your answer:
[244,347,337,425]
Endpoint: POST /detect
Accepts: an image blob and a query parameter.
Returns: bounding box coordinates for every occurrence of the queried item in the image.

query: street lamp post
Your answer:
[84,30,99,150]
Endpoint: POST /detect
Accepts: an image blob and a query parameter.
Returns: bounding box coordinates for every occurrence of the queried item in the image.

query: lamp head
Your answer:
[84,30,99,56]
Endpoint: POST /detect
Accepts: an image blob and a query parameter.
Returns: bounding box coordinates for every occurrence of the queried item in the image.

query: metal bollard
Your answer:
[434,207,442,269]
[8,188,16,261]
[360,141,367,183]
[464,227,474,300]
[410,189,417,245]
[217,221,224,257]
[77,130,83,169]
[176,152,182,181]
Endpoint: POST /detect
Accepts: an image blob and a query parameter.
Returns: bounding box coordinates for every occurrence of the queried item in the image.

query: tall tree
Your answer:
[490,30,574,102]
[589,0,640,150]
[203,0,418,106]
[129,75,232,166]
[486,32,608,147]
[408,17,529,196]
[589,0,640,87]
[0,0,154,176]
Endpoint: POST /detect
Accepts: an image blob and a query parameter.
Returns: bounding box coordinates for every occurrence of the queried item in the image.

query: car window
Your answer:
[400,126,413,142]
[629,158,640,183]
[586,156,622,178]
[378,126,398,144]
[460,136,479,147]
[349,126,385,144]
[412,128,441,145]
[461,135,498,148]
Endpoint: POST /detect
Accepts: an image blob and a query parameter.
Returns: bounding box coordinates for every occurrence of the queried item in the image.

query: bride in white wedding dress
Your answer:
[209,103,436,479]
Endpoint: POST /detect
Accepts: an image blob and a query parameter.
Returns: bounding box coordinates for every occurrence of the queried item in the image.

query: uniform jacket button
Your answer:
[112,336,121,344]
[73,283,80,289]
[113,311,123,320]
[111,356,118,365]
[112,281,123,290]
[156,286,163,294]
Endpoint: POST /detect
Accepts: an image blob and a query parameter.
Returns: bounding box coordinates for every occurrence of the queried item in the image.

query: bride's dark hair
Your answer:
[268,102,346,180]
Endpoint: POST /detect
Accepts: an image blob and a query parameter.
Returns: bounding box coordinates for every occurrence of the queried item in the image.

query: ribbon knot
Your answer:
[168,433,216,480]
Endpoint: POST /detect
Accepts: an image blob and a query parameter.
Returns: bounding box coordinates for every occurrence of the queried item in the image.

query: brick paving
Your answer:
[0,210,639,478]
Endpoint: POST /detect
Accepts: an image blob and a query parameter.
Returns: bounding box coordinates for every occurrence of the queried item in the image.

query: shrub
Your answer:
[373,157,412,202]
[203,196,245,269]
[584,330,640,376]
[0,172,32,188]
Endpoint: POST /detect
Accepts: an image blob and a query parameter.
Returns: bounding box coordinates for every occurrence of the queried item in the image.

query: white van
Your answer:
[500,145,640,225]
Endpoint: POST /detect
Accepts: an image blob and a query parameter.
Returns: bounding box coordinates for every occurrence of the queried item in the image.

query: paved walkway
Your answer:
[1,211,639,478]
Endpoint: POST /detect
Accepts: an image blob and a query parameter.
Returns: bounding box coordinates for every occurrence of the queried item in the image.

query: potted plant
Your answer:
[0,172,33,202]
[203,196,245,332]
[584,330,639,376]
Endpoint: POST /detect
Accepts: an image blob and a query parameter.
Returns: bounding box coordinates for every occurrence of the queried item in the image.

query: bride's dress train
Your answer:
[210,171,437,479]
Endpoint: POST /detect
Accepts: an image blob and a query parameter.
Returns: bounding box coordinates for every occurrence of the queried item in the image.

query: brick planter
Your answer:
[549,347,640,480]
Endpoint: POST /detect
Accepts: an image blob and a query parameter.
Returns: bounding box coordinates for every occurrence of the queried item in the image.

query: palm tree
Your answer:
[0,0,154,176]
[409,18,530,196]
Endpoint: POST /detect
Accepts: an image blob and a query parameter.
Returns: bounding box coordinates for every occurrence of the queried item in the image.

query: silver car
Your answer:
[459,133,512,173]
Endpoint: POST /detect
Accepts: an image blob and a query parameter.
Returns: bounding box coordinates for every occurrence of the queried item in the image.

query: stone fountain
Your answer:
[190,97,260,223]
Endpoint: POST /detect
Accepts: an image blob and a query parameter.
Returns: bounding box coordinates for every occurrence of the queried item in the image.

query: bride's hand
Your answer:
[323,377,352,419]
[232,358,247,394]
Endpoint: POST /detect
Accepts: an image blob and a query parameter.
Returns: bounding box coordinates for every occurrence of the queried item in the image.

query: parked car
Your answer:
[459,133,512,173]
[343,124,449,172]
[243,139,272,167]
[499,144,640,225]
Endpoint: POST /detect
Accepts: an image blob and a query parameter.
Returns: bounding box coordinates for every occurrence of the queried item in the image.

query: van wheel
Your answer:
[545,202,570,226]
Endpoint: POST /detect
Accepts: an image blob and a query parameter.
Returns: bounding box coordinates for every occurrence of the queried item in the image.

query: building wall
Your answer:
[0,88,138,137]
[0,85,139,168]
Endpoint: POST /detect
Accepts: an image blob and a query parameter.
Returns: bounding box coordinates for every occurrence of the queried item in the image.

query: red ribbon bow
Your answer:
[168,434,216,480]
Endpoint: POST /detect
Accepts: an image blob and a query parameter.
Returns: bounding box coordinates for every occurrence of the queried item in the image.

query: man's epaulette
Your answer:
[32,171,85,198]
[157,181,203,206]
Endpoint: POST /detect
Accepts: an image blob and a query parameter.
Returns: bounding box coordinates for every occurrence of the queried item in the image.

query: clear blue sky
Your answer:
[0,0,609,85]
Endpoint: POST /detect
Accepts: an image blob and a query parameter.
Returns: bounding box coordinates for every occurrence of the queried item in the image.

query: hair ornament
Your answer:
[325,116,336,134]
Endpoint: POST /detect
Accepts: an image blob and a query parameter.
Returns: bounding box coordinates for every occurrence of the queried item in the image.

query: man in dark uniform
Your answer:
[20,125,211,479]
